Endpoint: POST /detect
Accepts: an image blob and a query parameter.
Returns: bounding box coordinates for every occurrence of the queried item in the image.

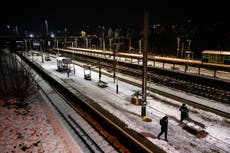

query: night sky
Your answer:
[0,1,229,35]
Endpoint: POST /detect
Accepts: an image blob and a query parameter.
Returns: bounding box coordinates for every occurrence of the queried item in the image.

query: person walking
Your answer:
[179,103,189,122]
[157,115,168,141]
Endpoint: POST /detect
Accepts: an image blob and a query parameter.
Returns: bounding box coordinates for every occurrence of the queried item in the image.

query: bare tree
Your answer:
[0,52,12,105]
[0,52,36,107]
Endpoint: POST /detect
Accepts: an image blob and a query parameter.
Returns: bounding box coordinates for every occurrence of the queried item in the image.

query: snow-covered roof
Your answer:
[202,50,230,55]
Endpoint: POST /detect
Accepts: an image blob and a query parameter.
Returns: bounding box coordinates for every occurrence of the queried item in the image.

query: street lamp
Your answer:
[103,31,105,50]
[29,34,33,50]
[109,39,112,50]
[177,37,180,58]
[99,57,102,82]
[45,20,48,36]
[65,28,67,47]
[75,38,78,48]
[25,39,28,52]
[40,40,44,63]
[15,25,18,37]
[139,39,142,54]
[116,53,119,94]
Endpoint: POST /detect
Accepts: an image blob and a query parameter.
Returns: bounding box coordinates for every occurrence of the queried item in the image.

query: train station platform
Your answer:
[21,52,230,153]
[26,57,121,153]
[65,52,230,116]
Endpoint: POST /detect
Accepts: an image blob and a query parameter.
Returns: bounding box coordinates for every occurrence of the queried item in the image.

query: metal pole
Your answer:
[57,40,59,55]
[15,25,18,37]
[99,57,101,82]
[40,40,44,63]
[43,39,45,54]
[86,37,88,48]
[64,28,67,47]
[103,32,105,50]
[109,39,112,50]
[129,38,131,52]
[45,20,48,36]
[141,8,148,118]
[75,38,77,47]
[116,53,119,94]
[113,49,116,83]
[72,42,74,57]
[177,37,180,58]
[139,39,142,54]
[25,39,28,51]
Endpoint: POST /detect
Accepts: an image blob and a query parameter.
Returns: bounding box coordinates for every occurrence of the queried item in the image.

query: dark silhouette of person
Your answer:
[179,103,189,122]
[157,115,168,141]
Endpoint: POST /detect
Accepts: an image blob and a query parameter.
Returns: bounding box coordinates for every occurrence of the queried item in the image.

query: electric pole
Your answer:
[141,8,149,119]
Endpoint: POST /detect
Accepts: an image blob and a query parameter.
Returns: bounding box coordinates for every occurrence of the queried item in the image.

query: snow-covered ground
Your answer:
[2,52,229,153]
[0,92,71,153]
[32,53,229,153]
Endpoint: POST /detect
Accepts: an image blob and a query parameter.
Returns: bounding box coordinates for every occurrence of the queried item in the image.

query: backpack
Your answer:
[160,118,164,126]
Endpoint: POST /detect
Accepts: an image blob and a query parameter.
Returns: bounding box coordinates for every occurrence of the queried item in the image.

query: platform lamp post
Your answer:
[115,49,119,94]
[177,37,180,58]
[108,28,113,50]
[113,38,119,83]
[141,8,149,120]
[56,39,59,55]
[45,20,48,36]
[99,58,102,83]
[65,28,67,47]
[139,39,142,54]
[25,39,28,52]
[43,39,45,54]
[40,40,44,63]
[75,37,78,48]
[113,48,116,83]
[15,25,19,37]
[51,33,55,49]
[109,39,112,50]
[103,31,105,51]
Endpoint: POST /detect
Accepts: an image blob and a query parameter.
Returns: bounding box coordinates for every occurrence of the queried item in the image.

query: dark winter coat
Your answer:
[160,117,168,130]
[180,105,189,118]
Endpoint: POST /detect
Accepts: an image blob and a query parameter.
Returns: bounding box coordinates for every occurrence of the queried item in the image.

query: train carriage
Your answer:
[202,50,230,65]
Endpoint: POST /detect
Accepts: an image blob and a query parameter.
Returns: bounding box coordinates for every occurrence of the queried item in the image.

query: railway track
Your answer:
[57,50,230,105]
[16,50,230,153]
[42,49,230,119]
[17,55,122,153]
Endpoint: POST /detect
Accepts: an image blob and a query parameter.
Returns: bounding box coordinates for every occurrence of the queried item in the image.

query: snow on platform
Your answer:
[27,54,230,153]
